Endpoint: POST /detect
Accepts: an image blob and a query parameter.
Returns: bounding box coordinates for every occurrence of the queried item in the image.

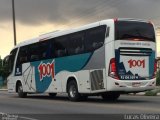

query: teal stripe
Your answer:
[149,51,155,77]
[55,53,92,74]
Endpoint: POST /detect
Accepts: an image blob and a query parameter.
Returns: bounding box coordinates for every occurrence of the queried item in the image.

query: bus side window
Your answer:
[38,40,52,60]
[85,25,106,52]
[92,42,103,50]
[54,36,69,58]
[56,49,67,57]
[28,43,40,62]
[68,32,85,55]
[17,46,28,66]
[30,55,39,61]
[20,56,27,63]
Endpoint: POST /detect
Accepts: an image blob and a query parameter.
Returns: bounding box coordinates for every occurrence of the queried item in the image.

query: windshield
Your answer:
[8,48,17,74]
[115,21,155,42]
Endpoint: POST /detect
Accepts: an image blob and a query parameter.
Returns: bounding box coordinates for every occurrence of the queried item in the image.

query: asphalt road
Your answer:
[0,91,160,120]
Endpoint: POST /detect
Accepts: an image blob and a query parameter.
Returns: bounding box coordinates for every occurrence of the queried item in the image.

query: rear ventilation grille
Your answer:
[90,70,104,90]
[119,47,152,56]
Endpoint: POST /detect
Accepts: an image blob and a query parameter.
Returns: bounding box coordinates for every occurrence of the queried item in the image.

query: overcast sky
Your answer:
[0,0,160,58]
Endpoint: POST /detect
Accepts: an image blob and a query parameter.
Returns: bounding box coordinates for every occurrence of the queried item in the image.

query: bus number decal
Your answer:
[38,62,54,81]
[128,59,145,68]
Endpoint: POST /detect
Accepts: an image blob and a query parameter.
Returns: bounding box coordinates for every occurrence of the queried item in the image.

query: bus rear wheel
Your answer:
[17,82,27,98]
[67,80,81,101]
[101,92,120,101]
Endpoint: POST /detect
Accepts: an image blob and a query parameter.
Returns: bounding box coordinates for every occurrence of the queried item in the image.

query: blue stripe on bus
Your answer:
[55,53,92,74]
[31,59,53,93]
[31,53,92,92]
[149,51,155,77]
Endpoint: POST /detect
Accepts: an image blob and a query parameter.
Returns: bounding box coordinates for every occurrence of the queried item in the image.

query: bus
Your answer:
[6,18,157,101]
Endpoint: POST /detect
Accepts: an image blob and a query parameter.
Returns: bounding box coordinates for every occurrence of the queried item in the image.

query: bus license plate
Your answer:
[132,82,141,87]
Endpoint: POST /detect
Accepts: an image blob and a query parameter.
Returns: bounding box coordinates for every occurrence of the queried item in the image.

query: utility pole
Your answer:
[12,0,17,46]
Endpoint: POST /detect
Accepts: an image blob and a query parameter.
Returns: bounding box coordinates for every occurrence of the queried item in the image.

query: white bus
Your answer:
[6,18,157,101]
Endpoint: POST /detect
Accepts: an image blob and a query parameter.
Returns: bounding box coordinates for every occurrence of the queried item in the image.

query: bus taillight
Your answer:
[114,18,118,23]
[108,58,119,80]
[148,21,153,25]
[153,59,157,78]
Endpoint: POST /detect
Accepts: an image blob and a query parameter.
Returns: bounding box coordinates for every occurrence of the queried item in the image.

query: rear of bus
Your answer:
[108,19,156,93]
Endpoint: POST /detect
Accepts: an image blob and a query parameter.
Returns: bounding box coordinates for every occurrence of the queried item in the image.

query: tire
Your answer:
[67,80,81,101]
[49,93,57,97]
[17,82,27,98]
[101,92,120,101]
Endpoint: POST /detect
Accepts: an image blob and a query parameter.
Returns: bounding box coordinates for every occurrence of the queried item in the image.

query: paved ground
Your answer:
[0,91,160,120]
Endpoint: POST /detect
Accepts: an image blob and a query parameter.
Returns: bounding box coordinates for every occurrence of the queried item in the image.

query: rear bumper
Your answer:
[107,77,156,93]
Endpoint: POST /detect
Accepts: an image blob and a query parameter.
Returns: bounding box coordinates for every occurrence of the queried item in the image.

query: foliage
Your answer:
[156,70,160,86]
[0,57,9,82]
[145,90,157,96]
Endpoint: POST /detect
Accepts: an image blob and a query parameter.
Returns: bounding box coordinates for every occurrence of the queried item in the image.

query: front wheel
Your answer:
[67,81,81,101]
[101,92,120,101]
[17,82,27,98]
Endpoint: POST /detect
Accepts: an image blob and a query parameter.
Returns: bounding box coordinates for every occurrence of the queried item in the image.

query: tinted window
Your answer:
[68,32,85,55]
[17,46,29,65]
[28,43,39,61]
[85,25,106,52]
[52,25,106,58]
[54,36,69,58]
[115,21,155,42]
[38,40,52,59]
[53,32,85,57]
[16,25,107,61]
[9,48,17,73]
[17,40,52,64]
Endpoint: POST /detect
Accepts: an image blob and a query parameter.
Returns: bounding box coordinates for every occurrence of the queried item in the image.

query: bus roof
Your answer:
[12,18,150,50]
[12,22,98,50]
[117,18,149,22]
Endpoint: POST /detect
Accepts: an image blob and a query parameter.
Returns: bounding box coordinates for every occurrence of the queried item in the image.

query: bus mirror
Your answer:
[106,27,110,37]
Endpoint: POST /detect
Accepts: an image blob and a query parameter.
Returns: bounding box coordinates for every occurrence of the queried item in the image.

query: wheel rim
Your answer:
[18,85,23,93]
[69,85,77,98]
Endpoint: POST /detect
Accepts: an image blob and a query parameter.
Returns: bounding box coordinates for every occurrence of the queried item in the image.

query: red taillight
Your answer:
[111,59,116,72]
[114,18,118,22]
[148,21,153,25]
[153,59,157,78]
[108,58,119,80]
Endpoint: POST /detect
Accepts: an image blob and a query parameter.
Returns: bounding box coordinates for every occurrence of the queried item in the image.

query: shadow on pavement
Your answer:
[10,94,149,104]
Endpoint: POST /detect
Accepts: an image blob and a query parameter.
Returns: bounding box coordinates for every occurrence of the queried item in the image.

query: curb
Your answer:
[129,92,160,96]
[0,89,8,91]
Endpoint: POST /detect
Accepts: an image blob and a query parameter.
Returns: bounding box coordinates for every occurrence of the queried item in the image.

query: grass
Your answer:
[145,86,160,96]
[0,85,7,89]
[145,90,158,96]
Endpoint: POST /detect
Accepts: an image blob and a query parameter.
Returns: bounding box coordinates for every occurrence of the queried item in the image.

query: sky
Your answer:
[0,0,160,58]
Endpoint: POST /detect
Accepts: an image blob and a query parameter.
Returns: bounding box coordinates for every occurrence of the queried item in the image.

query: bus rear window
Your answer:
[115,21,155,42]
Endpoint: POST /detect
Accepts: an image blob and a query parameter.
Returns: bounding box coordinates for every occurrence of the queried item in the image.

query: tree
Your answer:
[0,56,9,85]
[156,70,160,86]
[0,56,3,76]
